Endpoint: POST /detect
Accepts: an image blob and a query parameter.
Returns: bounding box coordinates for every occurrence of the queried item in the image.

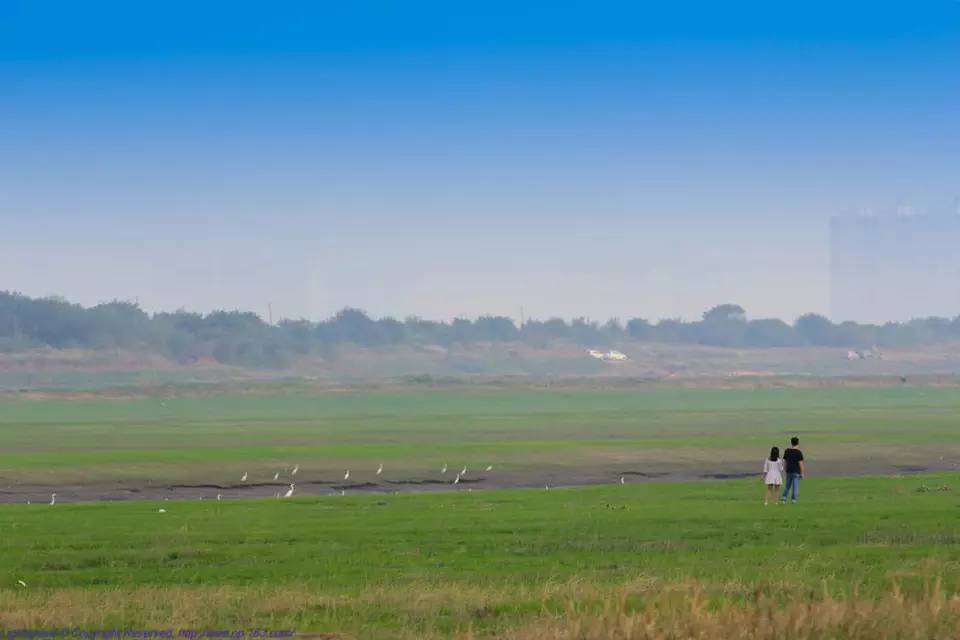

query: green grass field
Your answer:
[3,384,960,638]
[3,474,960,637]
[1,385,959,487]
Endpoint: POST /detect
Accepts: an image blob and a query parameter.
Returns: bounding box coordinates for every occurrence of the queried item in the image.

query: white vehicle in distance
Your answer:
[587,349,629,362]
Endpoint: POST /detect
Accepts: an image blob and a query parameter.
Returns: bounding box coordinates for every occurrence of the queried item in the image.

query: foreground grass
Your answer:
[7,579,960,639]
[3,474,960,637]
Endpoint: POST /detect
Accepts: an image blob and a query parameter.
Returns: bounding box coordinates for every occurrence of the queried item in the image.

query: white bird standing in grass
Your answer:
[158,508,166,513]
[217,493,222,501]
[376,463,383,476]
[441,464,447,474]
[461,466,467,476]
[344,470,350,480]
[283,484,295,498]
[485,465,493,472]
[291,465,299,475]
[273,472,280,481]
[453,473,461,485]
[241,472,248,482]
[49,493,56,505]
[16,580,26,588]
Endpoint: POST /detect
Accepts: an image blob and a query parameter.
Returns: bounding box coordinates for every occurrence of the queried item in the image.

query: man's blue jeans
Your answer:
[781,473,801,502]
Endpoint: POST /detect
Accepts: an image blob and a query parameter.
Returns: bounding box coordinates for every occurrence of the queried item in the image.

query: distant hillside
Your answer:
[2,291,960,370]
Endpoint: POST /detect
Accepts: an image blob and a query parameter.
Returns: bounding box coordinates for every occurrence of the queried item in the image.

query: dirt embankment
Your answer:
[4,341,960,397]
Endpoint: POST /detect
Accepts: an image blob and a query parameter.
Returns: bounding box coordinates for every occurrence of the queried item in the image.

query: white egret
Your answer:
[241,472,248,482]
[344,470,350,480]
[158,508,166,513]
[49,493,56,505]
[620,476,625,485]
[485,465,493,472]
[16,580,26,588]
[376,463,383,475]
[291,465,299,475]
[217,493,222,501]
[441,464,447,474]
[453,473,461,485]
[283,484,295,498]
[461,466,467,476]
[273,472,280,481]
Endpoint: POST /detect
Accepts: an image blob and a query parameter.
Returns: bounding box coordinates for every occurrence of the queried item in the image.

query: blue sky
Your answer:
[2,1,958,322]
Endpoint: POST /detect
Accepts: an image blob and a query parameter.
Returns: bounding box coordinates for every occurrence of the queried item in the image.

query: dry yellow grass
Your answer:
[496,579,960,640]
[3,578,960,639]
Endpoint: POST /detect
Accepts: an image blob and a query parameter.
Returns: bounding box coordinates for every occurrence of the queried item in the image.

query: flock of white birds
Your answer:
[251,462,499,499]
[36,464,632,508]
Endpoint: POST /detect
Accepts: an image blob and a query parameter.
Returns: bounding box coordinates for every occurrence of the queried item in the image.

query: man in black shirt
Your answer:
[780,436,805,503]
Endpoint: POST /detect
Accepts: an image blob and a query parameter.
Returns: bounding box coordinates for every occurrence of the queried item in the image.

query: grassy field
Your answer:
[4,384,960,638]
[3,474,960,637]
[0,385,959,487]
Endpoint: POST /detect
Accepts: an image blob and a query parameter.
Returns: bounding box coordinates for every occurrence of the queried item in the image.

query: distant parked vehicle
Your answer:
[587,349,629,362]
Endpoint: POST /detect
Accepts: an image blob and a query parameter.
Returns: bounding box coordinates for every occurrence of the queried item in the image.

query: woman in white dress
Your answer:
[763,446,783,506]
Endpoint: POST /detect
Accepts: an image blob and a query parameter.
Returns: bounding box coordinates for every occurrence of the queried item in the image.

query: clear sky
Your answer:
[2,1,958,323]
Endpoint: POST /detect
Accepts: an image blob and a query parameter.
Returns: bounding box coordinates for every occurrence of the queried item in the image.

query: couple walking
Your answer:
[762,436,805,506]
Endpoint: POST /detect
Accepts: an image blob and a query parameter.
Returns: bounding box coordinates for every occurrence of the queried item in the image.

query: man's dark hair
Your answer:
[791,436,800,446]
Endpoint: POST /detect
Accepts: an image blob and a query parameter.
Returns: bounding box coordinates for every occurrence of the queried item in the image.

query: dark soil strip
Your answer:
[620,471,670,478]
[330,482,380,491]
[895,465,929,473]
[699,472,757,479]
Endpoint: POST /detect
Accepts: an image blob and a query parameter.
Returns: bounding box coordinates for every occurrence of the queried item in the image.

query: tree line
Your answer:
[1,293,959,368]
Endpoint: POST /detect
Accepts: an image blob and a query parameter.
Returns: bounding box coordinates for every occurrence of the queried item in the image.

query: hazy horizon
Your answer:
[3,1,959,323]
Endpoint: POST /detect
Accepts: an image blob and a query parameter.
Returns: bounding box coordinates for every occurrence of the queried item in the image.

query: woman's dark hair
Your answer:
[769,446,780,462]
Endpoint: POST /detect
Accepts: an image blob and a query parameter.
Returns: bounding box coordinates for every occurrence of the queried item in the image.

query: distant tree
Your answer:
[794,313,839,346]
[603,318,626,341]
[653,319,693,343]
[377,317,406,345]
[86,301,150,348]
[744,318,799,347]
[702,304,747,323]
[4,290,960,366]
[403,316,452,345]
[540,318,571,339]
[519,318,570,346]
[570,317,605,345]
[696,304,747,346]
[277,319,314,354]
[329,308,381,345]
[473,316,519,342]
[626,318,652,340]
